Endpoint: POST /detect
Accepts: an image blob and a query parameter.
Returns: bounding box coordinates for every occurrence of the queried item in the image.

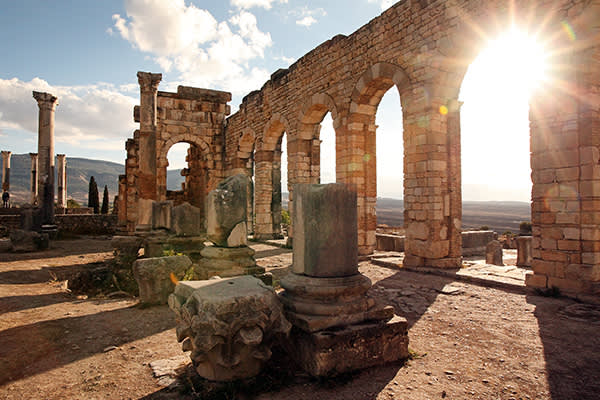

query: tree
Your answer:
[101,185,109,214]
[66,198,80,208]
[88,176,99,214]
[519,221,532,234]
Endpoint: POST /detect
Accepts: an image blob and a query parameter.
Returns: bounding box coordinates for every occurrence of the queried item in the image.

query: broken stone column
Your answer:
[279,183,408,376]
[197,174,264,279]
[486,240,504,266]
[56,154,66,208]
[1,151,11,192]
[516,236,532,267]
[33,91,58,227]
[168,276,291,381]
[29,153,38,205]
[136,71,162,231]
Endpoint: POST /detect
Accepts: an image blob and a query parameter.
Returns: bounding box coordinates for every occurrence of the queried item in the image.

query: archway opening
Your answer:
[375,89,404,235]
[166,142,190,204]
[459,28,548,252]
[320,112,336,184]
[277,132,287,238]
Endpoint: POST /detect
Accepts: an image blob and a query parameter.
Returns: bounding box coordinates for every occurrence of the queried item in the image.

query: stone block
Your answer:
[0,238,12,252]
[462,230,496,257]
[284,316,409,377]
[168,276,291,381]
[152,201,173,230]
[525,272,548,289]
[171,202,202,237]
[516,236,533,267]
[206,174,249,247]
[136,198,154,231]
[486,240,503,266]
[196,245,260,280]
[375,233,404,252]
[133,255,192,304]
[112,235,143,266]
[9,229,49,252]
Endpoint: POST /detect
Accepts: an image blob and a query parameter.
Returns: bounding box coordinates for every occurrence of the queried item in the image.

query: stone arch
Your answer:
[297,92,340,185]
[254,114,290,240]
[343,62,411,255]
[157,135,214,219]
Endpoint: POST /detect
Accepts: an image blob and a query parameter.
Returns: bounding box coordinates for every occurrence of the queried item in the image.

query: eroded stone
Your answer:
[133,255,192,304]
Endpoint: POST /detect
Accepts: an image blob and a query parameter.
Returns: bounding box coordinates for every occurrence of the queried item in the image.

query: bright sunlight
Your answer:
[460,29,549,202]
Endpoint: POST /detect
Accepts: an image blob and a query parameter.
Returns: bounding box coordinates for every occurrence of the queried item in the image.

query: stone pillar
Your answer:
[33,91,58,226]
[136,71,162,230]
[1,151,11,192]
[516,236,533,267]
[56,154,66,208]
[29,153,38,204]
[279,183,408,377]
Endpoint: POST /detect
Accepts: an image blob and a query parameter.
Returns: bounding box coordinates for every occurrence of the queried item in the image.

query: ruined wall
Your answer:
[220,0,599,298]
[121,84,231,232]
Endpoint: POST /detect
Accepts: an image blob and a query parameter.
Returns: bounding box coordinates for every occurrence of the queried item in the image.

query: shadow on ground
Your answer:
[0,261,107,285]
[527,294,600,400]
[0,304,174,386]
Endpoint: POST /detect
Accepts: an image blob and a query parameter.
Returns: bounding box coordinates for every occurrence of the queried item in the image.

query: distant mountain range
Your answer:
[4,154,530,233]
[5,154,185,206]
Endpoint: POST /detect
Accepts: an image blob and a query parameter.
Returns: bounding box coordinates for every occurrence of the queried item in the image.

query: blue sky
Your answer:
[0,0,536,201]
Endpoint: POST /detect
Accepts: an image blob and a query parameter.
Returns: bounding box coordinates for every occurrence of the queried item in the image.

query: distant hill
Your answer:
[6,154,185,206]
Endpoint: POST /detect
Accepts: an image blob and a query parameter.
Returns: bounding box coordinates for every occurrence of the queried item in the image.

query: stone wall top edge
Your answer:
[157,86,231,103]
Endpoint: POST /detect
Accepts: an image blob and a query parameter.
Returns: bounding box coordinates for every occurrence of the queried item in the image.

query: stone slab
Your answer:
[133,255,192,304]
[285,315,409,377]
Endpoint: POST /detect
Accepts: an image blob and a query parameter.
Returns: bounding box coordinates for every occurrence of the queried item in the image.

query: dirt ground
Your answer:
[1,237,600,399]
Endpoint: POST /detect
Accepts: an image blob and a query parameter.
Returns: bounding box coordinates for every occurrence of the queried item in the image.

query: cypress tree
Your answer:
[101,185,109,214]
[88,176,99,214]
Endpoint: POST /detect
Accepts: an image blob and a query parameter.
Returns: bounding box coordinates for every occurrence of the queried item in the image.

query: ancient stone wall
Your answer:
[120,83,231,232]
[122,0,600,300]
[0,214,117,235]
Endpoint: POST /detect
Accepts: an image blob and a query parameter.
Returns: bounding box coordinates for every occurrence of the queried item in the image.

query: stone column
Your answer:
[1,151,11,192]
[136,71,162,230]
[29,153,38,204]
[56,154,66,208]
[33,91,59,226]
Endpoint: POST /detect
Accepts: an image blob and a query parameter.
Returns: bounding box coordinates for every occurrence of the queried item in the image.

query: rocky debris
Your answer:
[171,202,202,237]
[168,276,291,381]
[111,235,143,267]
[133,255,192,304]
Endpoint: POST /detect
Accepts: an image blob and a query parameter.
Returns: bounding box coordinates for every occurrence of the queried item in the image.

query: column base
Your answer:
[284,315,409,377]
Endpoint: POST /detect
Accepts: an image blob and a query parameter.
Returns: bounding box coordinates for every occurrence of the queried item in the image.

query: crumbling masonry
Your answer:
[119,0,600,301]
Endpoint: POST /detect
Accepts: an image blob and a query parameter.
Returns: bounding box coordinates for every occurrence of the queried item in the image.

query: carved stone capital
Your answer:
[1,151,11,159]
[137,71,162,92]
[33,91,59,110]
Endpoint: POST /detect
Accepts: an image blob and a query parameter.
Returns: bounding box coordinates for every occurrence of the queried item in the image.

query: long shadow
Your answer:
[0,261,107,285]
[0,238,113,263]
[527,294,600,400]
[0,292,74,314]
[254,248,292,259]
[0,304,175,385]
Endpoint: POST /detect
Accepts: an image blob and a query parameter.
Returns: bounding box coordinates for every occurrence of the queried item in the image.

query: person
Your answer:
[2,191,9,208]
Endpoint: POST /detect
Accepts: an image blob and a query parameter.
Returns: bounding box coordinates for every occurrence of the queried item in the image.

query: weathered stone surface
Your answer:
[196,245,260,280]
[227,221,247,247]
[376,233,405,252]
[171,202,202,237]
[279,273,393,332]
[462,230,496,257]
[284,316,409,377]
[292,183,357,278]
[486,240,504,266]
[9,229,49,252]
[206,174,249,247]
[517,236,533,267]
[133,255,192,304]
[0,238,12,252]
[168,276,291,381]
[112,236,143,265]
[136,198,154,231]
[152,201,173,230]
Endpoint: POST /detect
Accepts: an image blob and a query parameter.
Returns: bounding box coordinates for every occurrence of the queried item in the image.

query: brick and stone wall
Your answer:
[120,0,600,300]
[0,214,117,235]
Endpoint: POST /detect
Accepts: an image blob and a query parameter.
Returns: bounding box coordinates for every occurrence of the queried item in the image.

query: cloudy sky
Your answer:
[0,0,537,201]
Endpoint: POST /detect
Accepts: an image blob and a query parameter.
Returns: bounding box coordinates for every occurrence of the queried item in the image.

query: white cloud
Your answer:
[368,0,395,10]
[231,0,288,10]
[112,0,273,94]
[296,16,316,27]
[0,77,136,148]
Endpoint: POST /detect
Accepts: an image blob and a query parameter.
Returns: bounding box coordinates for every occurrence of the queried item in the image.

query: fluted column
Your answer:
[56,154,67,208]
[29,153,38,204]
[1,151,11,192]
[33,91,59,225]
[136,71,162,230]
